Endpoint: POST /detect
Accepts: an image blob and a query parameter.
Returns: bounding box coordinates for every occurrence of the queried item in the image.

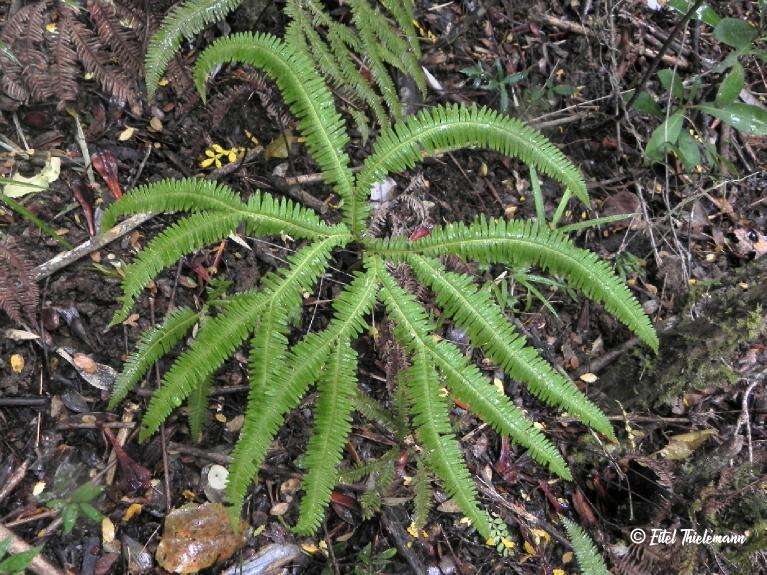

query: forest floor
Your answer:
[0,0,766,574]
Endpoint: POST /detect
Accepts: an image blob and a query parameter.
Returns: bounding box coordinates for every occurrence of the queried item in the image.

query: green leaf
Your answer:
[676,130,702,171]
[79,502,103,523]
[668,0,721,26]
[0,547,40,574]
[714,18,758,49]
[631,91,663,117]
[644,111,685,165]
[698,102,767,135]
[70,481,103,504]
[657,69,684,99]
[61,504,79,534]
[716,62,745,106]
[0,539,11,560]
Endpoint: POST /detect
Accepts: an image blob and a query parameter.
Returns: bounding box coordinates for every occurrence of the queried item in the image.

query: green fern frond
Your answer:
[225,264,380,517]
[373,217,658,351]
[360,1,426,97]
[378,270,571,477]
[348,0,402,121]
[106,180,344,324]
[138,234,345,441]
[139,291,266,441]
[360,456,396,519]
[352,391,404,437]
[108,306,199,409]
[561,517,611,575]
[355,104,590,229]
[144,0,245,98]
[102,178,339,239]
[192,32,357,228]
[295,339,357,534]
[187,375,212,443]
[284,1,388,128]
[379,0,421,58]
[338,447,399,484]
[101,178,246,231]
[113,212,241,325]
[401,346,494,539]
[412,457,433,532]
[406,255,614,438]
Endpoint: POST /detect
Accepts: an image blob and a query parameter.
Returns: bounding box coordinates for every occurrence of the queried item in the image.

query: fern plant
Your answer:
[145,0,424,128]
[561,517,611,575]
[106,31,657,543]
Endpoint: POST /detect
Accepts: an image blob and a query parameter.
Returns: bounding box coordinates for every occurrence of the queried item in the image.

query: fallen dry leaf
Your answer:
[9,353,24,373]
[156,503,246,573]
[73,353,98,374]
[660,429,717,460]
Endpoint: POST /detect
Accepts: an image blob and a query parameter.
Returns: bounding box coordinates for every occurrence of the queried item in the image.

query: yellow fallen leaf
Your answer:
[660,429,716,460]
[265,133,299,159]
[148,117,163,132]
[123,503,143,522]
[118,126,136,141]
[579,372,598,383]
[562,551,574,563]
[523,541,536,555]
[553,569,566,575]
[10,354,24,373]
[102,517,116,543]
[214,413,227,423]
[32,481,46,496]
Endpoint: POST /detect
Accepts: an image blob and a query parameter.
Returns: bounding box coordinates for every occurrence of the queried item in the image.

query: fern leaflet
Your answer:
[193,33,356,229]
[562,517,611,575]
[225,263,380,517]
[372,217,658,351]
[145,0,245,97]
[295,339,357,534]
[108,306,199,409]
[406,255,614,438]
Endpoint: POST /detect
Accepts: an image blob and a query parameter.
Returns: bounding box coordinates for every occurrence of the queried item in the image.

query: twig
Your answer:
[31,213,153,281]
[735,375,763,464]
[623,0,704,110]
[537,14,689,69]
[0,524,64,575]
[381,509,427,575]
[577,337,640,376]
[0,397,48,407]
[0,459,29,504]
[69,111,95,187]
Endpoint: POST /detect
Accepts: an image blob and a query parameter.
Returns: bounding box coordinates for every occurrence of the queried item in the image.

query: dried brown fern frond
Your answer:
[87,0,144,75]
[0,2,47,45]
[0,0,144,110]
[207,69,294,127]
[0,237,40,326]
[68,17,141,110]
[51,10,80,105]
